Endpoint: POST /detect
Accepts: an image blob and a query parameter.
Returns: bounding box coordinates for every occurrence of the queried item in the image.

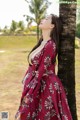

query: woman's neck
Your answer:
[42,29,51,41]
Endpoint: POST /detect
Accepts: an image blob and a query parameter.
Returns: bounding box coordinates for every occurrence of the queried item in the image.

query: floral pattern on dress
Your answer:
[50,109,57,117]
[22,72,30,84]
[58,100,64,115]
[57,114,61,120]
[49,83,54,94]
[44,96,53,110]
[26,79,38,89]
[40,79,46,92]
[52,42,56,52]
[54,82,61,94]
[38,99,42,112]
[26,112,30,120]
[63,114,68,120]
[32,59,39,67]
[44,109,57,120]
[32,111,37,119]
[44,111,51,120]
[21,100,30,108]
[44,55,51,69]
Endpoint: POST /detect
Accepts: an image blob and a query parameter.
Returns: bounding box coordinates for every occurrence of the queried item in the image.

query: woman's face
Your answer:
[39,14,54,30]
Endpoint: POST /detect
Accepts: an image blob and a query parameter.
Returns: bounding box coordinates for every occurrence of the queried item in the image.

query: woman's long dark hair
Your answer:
[27,14,62,64]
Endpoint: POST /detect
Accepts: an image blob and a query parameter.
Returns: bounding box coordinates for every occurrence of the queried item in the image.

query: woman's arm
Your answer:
[23,41,56,102]
[15,41,56,116]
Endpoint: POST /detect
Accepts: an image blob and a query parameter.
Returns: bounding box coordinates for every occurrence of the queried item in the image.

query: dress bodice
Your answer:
[29,39,51,65]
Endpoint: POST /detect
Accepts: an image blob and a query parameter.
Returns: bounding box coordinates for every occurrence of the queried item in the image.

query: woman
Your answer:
[15,14,73,120]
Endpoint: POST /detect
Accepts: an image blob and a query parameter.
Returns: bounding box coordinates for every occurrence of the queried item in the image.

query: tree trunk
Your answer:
[58,1,78,120]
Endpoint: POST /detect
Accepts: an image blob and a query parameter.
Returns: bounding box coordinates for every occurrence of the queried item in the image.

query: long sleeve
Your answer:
[16,40,57,115]
[21,66,30,84]
[22,41,56,100]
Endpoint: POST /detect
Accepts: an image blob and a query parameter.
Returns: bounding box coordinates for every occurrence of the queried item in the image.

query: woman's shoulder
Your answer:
[45,39,56,49]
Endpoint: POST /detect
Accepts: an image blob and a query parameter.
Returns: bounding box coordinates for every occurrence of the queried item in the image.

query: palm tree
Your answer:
[58,1,78,119]
[10,20,17,33]
[18,21,24,31]
[24,0,51,41]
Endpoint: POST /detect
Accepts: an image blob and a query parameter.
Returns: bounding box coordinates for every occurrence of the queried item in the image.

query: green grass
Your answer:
[0,36,80,120]
[0,36,37,50]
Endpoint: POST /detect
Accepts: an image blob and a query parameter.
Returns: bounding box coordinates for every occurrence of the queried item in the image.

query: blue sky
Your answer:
[0,0,59,29]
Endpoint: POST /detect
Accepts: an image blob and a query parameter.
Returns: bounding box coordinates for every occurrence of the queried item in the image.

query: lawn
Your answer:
[0,36,80,120]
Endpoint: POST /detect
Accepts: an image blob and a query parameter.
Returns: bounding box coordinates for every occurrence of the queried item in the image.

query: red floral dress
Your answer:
[15,39,73,120]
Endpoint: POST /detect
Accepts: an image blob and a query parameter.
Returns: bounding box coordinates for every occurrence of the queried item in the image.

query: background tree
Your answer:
[76,23,80,38]
[24,0,51,41]
[0,27,2,32]
[58,0,78,119]
[3,26,8,32]
[77,0,80,19]
[10,20,17,33]
[76,0,80,38]
[17,21,24,31]
[76,2,80,24]
[3,25,9,34]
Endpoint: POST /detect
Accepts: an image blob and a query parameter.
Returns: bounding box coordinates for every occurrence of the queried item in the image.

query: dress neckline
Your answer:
[29,39,52,65]
[41,39,52,44]
[43,39,51,42]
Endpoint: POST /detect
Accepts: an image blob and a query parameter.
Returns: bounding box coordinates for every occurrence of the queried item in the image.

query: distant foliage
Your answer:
[76,23,80,38]
[10,20,17,32]
[75,37,80,49]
